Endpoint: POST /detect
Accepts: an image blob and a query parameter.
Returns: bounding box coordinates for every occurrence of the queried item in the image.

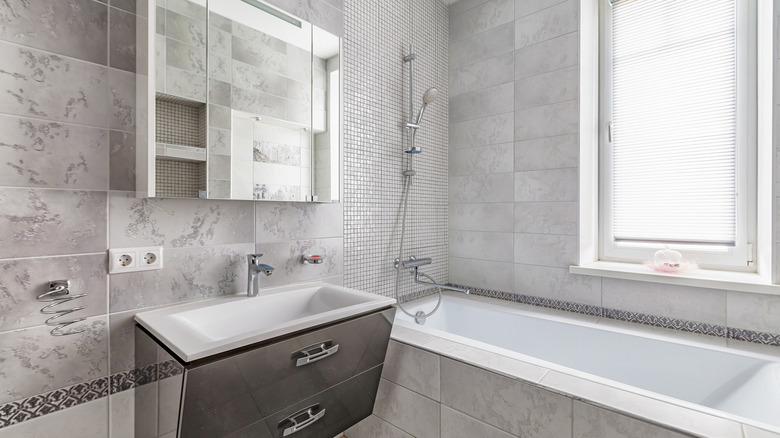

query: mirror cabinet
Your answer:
[137,0,341,202]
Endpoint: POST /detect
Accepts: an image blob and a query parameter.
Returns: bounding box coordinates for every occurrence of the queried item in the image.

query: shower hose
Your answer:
[394,172,442,319]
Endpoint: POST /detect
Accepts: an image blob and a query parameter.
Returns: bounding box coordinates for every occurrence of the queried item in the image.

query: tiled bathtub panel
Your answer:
[0,115,109,190]
[108,191,254,248]
[0,316,108,405]
[0,188,107,259]
[0,254,107,333]
[108,243,254,312]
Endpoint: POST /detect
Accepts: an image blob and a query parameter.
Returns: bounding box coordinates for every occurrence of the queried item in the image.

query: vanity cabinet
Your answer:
[135,307,395,438]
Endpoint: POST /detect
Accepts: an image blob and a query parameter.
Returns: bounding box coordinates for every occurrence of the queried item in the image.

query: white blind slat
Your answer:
[610,0,737,245]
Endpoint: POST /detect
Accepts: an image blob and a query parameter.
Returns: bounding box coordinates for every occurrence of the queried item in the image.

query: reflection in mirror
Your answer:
[142,0,341,201]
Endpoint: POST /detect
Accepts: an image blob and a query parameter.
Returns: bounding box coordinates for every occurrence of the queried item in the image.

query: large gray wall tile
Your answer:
[109,130,136,191]
[450,82,514,123]
[449,257,514,291]
[0,0,108,64]
[0,397,108,438]
[514,201,578,235]
[450,203,515,232]
[514,168,578,202]
[108,192,254,248]
[450,173,515,203]
[515,0,578,49]
[450,0,514,43]
[255,202,343,242]
[515,32,578,79]
[382,341,440,401]
[514,265,601,306]
[254,238,343,288]
[0,42,108,127]
[451,143,514,176]
[0,115,109,190]
[0,316,107,404]
[515,100,578,140]
[726,291,780,335]
[450,113,514,149]
[0,189,107,258]
[450,52,515,97]
[450,21,514,69]
[573,401,690,438]
[451,230,514,261]
[515,134,578,171]
[514,233,578,267]
[0,255,107,332]
[441,358,572,437]
[110,7,137,72]
[515,65,578,111]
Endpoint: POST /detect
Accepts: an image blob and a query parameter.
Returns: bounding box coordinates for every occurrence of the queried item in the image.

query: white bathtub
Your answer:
[394,292,780,431]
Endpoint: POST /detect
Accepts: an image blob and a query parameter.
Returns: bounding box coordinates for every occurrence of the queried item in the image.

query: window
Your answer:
[599,0,756,271]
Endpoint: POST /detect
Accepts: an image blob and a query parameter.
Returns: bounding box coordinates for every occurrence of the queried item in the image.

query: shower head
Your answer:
[415,87,439,125]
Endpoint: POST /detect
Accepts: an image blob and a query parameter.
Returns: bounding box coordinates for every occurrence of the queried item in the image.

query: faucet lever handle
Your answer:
[247,253,264,264]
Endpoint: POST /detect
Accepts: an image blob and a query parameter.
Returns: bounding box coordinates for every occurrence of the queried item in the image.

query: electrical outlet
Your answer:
[109,247,163,274]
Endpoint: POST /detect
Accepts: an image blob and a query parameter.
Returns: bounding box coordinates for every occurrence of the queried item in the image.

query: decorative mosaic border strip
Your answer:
[0,360,183,429]
[440,284,780,347]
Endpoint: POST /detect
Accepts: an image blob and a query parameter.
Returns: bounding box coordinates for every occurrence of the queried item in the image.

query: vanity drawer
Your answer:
[179,308,394,437]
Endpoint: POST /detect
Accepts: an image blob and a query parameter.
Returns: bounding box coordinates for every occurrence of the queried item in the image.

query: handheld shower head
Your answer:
[415,87,439,125]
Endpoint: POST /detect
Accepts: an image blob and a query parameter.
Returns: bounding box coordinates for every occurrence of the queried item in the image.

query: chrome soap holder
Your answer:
[36,279,88,336]
[301,255,325,265]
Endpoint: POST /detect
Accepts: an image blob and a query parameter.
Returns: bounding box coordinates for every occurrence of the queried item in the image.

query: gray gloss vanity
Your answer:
[134,283,396,438]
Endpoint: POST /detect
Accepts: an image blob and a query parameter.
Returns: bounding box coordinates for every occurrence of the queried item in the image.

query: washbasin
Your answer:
[134,282,396,362]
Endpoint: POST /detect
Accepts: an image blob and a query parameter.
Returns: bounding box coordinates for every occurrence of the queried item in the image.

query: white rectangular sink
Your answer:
[134,282,396,362]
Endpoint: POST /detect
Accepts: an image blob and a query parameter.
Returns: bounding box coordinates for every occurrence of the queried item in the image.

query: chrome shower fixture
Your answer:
[403,45,438,154]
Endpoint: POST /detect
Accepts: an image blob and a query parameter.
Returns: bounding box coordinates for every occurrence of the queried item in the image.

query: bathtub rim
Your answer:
[391,291,780,437]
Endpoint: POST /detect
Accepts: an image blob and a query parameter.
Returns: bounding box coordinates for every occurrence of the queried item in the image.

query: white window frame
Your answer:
[597,0,757,272]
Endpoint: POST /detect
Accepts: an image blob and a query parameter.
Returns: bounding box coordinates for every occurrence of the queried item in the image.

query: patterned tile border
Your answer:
[0,360,183,429]
[417,283,780,348]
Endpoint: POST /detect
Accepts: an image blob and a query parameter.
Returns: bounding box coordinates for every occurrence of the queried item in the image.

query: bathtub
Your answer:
[393,292,780,433]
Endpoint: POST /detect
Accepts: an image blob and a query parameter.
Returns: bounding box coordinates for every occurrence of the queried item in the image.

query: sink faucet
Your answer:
[247,254,274,297]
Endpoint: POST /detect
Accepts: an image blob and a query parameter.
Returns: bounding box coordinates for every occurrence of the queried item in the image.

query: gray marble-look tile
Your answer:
[109,387,135,438]
[515,65,579,111]
[515,0,578,49]
[450,173,514,203]
[166,38,206,75]
[165,10,205,48]
[208,26,232,60]
[450,52,514,97]
[573,401,690,438]
[208,153,230,180]
[232,60,288,98]
[450,0,514,43]
[110,7,136,72]
[0,397,108,438]
[0,316,107,404]
[450,113,514,149]
[0,42,109,127]
[255,202,343,242]
[451,230,514,262]
[0,0,108,65]
[166,0,207,21]
[441,358,572,437]
[108,310,138,375]
[0,189,107,258]
[450,0,491,17]
[514,233,578,267]
[450,82,513,123]
[450,203,514,232]
[231,35,286,76]
[0,115,109,190]
[514,264,601,306]
[286,45,312,84]
[450,143,514,176]
[208,128,230,155]
[208,54,231,83]
[515,133,578,171]
[382,341,440,401]
[254,238,343,288]
[165,66,207,102]
[231,86,287,120]
[109,243,254,312]
[450,21,514,69]
[109,68,136,132]
[231,21,287,54]
[514,201,578,235]
[109,192,254,248]
[515,0,568,18]
[440,405,515,438]
[111,0,137,13]
[0,254,107,333]
[209,104,231,129]
[109,130,136,191]
[449,257,514,292]
[726,291,780,335]
[373,378,440,438]
[515,32,578,80]
[344,414,413,438]
[155,34,166,91]
[602,278,727,326]
[515,100,578,140]
[208,78,231,107]
[514,168,578,202]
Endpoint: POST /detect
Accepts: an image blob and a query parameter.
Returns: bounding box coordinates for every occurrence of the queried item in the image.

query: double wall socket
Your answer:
[109,247,163,274]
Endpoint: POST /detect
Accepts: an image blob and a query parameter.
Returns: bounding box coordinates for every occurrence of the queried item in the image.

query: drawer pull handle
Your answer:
[294,340,339,367]
[281,404,326,436]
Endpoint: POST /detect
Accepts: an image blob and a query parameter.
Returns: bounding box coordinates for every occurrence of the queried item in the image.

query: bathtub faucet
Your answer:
[413,268,470,294]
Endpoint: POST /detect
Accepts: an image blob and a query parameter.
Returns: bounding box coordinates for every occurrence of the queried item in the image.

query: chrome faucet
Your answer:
[247,254,274,297]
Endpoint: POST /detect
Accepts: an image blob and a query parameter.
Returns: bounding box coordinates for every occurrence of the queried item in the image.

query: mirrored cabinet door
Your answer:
[137,0,341,202]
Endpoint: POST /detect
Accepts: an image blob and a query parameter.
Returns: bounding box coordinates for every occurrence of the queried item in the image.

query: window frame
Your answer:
[597,0,758,272]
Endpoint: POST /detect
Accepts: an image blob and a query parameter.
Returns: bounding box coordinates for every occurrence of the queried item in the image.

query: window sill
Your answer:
[570,261,780,296]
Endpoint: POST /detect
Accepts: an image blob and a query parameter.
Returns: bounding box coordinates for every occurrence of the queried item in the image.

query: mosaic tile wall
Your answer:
[342,0,450,299]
